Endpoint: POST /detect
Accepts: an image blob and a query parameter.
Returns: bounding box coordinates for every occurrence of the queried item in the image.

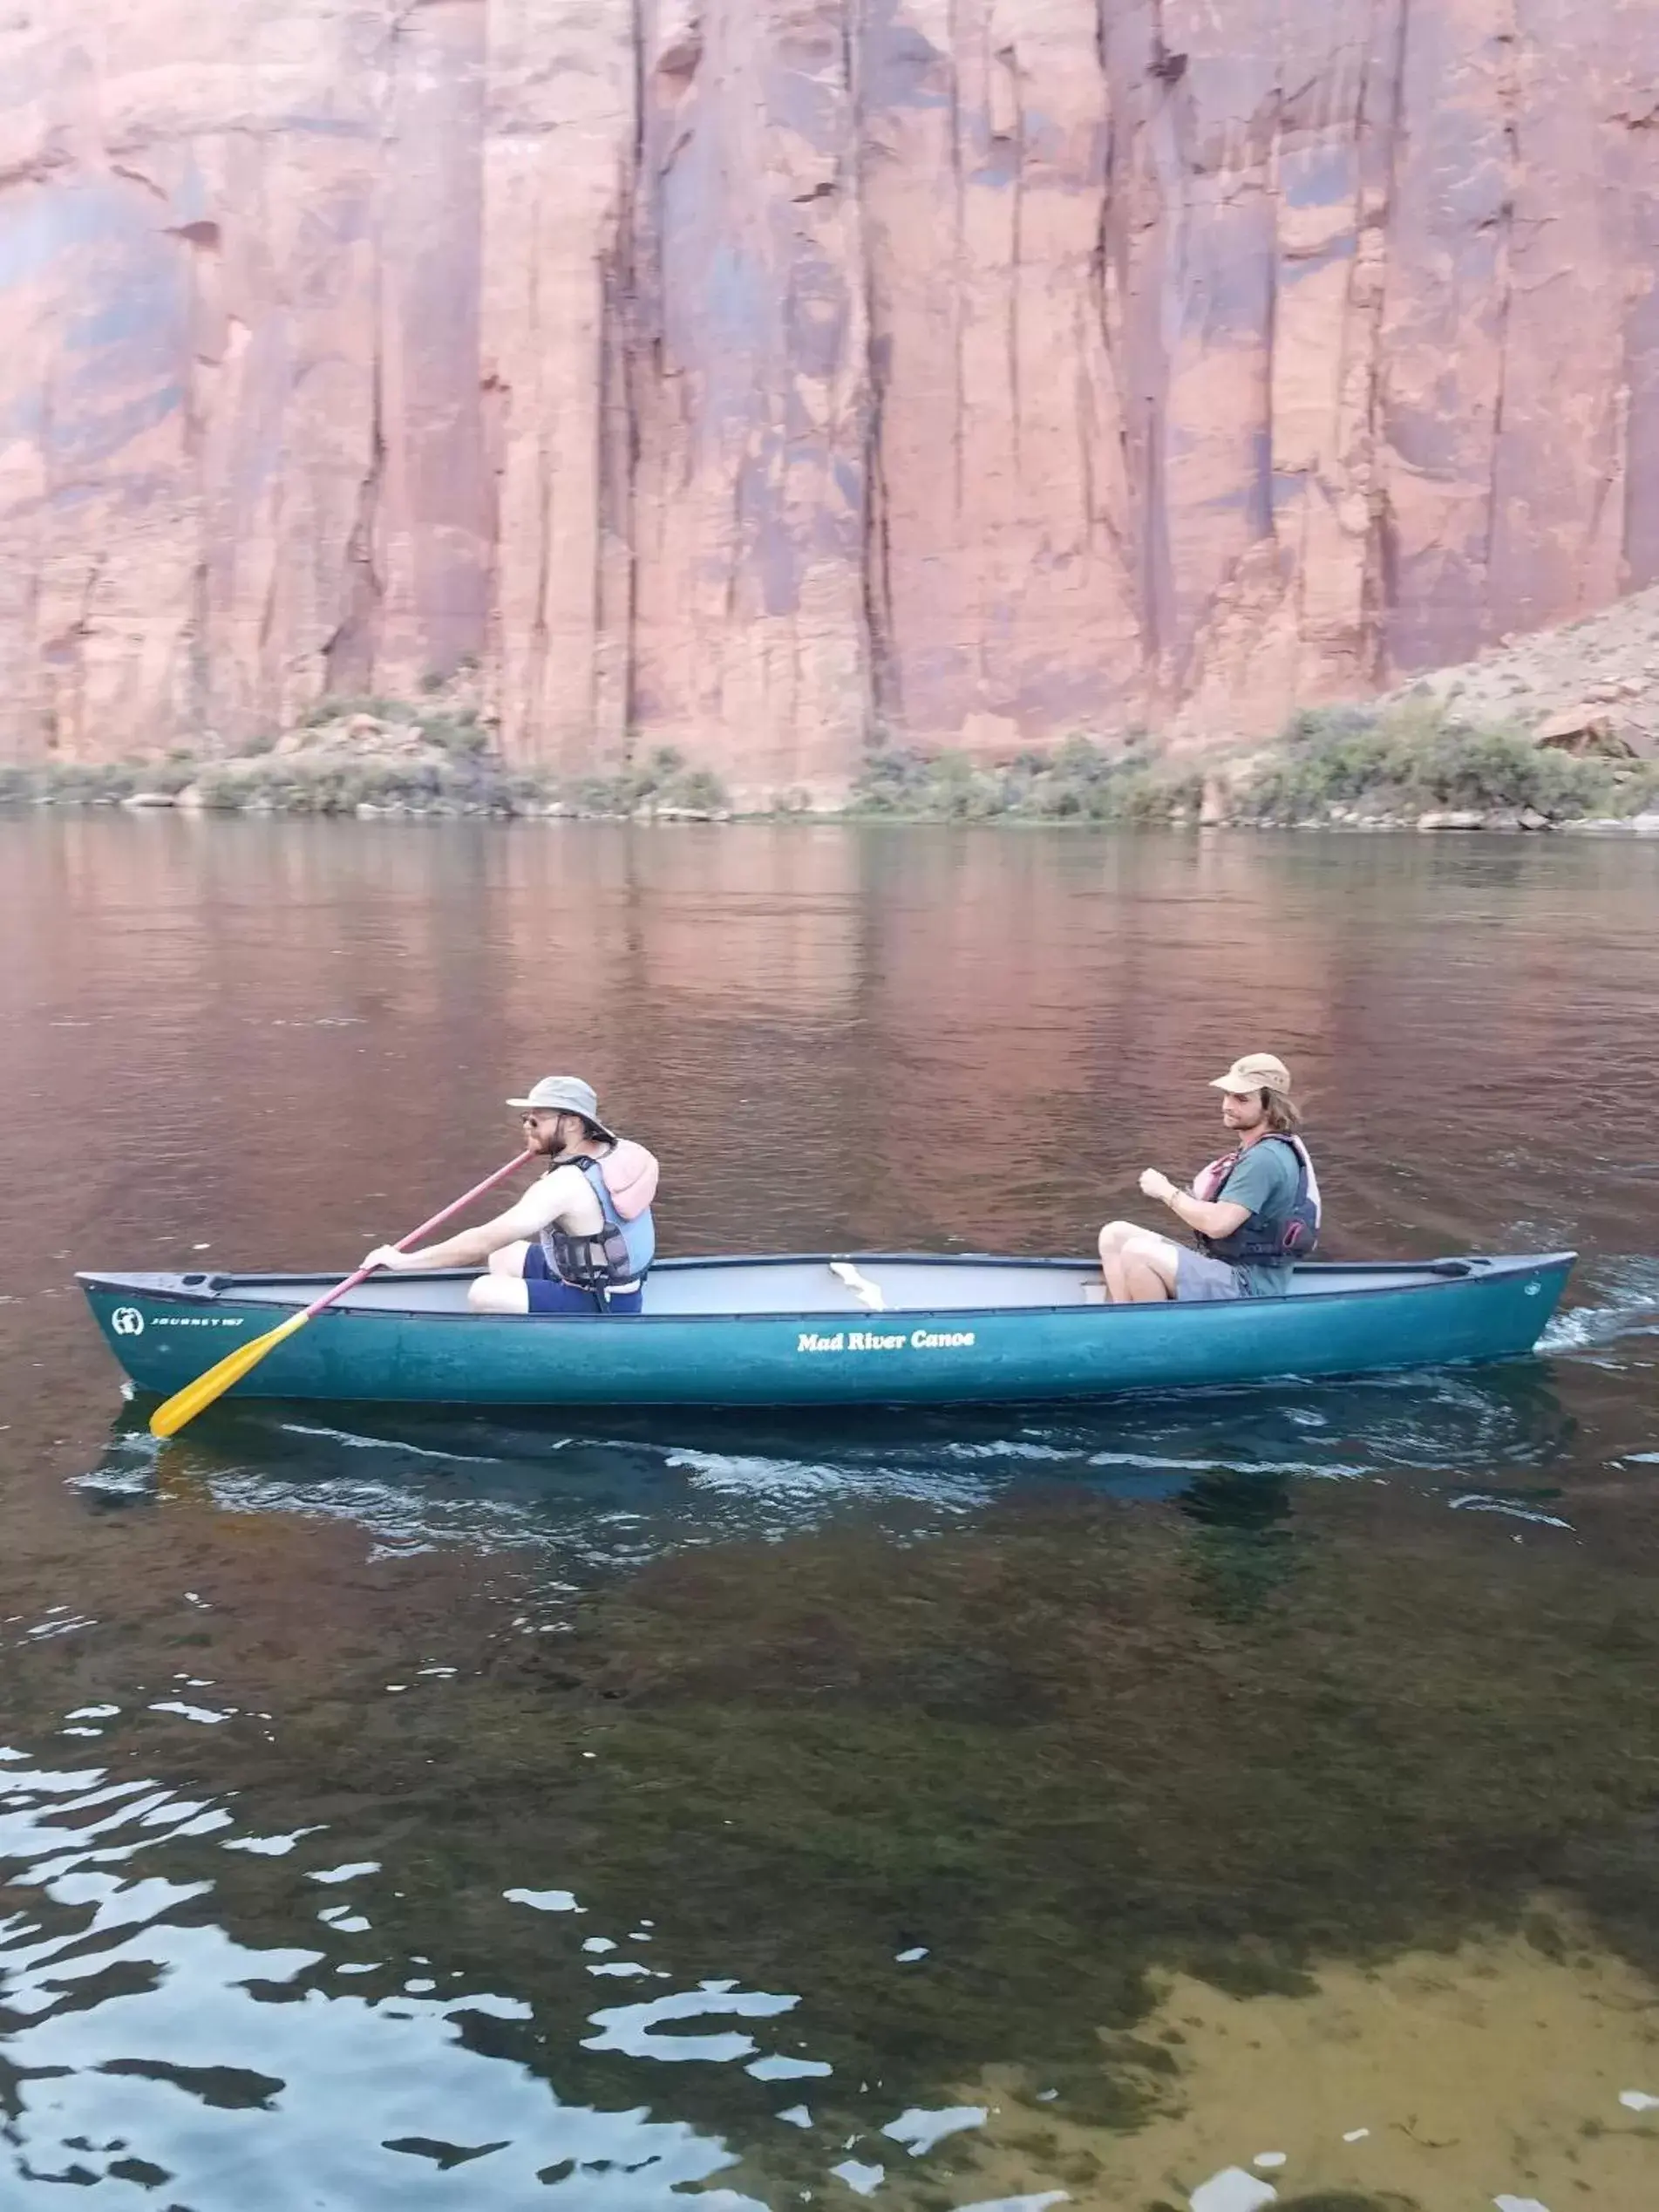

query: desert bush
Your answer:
[849,733,1198,824]
[850,745,945,815]
[299,693,404,730]
[136,756,201,795]
[553,746,730,815]
[32,761,150,804]
[416,710,489,758]
[1237,703,1658,822]
[0,715,729,819]
[192,754,447,813]
[670,766,728,812]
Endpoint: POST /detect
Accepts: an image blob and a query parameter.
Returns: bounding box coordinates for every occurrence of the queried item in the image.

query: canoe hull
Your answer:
[78,1252,1575,1412]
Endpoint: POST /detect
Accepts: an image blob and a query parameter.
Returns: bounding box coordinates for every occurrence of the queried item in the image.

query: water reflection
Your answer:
[10,1439,1659,2207]
[5,817,1659,2209]
[70,1349,1588,1584]
[0,1752,772,2208]
[5,815,1659,1285]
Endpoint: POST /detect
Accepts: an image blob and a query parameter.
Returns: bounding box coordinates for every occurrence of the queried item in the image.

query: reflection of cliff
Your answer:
[6,3,1659,789]
[17,814,1651,1275]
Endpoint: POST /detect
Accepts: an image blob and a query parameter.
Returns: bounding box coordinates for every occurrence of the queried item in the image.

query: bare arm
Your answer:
[1138,1169,1249,1242]
[364,1168,578,1272]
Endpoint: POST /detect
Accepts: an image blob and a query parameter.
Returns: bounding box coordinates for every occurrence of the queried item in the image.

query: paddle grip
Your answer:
[302,1147,537,1323]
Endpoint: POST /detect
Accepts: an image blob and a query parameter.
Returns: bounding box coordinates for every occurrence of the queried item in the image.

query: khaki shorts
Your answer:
[1174,1249,1248,1303]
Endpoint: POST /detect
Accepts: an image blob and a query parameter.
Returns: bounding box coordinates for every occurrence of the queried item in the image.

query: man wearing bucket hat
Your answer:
[362,1077,658,1315]
[1096,1052,1322,1304]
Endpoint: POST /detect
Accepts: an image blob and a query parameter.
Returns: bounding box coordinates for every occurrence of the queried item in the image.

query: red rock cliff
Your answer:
[3,0,1657,796]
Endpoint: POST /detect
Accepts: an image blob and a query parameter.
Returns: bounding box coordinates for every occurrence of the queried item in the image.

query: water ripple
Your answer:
[1,1752,771,2209]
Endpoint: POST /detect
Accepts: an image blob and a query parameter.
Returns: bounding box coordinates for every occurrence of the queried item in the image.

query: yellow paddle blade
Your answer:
[148,1307,311,1438]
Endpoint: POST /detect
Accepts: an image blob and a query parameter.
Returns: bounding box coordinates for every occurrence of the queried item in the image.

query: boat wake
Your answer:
[1540,1256,1659,1356]
[68,1426,164,1501]
[662,1444,994,1511]
[62,1347,1587,1573]
[277,1419,508,1468]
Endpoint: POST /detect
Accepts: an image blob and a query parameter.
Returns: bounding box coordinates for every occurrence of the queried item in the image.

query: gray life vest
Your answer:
[1193,1134,1321,1266]
[538,1154,656,1293]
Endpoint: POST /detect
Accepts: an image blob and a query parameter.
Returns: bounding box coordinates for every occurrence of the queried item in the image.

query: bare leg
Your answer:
[489,1239,531,1277]
[1119,1242,1177,1303]
[1101,1242,1132,1305]
[1097,1219,1138,1299]
[468,1273,530,1313]
[1098,1225,1181,1304]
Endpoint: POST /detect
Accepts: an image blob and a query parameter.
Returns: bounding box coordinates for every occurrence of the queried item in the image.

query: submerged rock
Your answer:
[1189,2168,1277,2212]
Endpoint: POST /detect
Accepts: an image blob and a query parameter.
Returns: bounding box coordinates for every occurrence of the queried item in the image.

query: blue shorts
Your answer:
[521,1244,643,1316]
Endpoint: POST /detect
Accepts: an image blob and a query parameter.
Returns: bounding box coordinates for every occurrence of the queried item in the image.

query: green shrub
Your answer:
[300,693,404,729]
[671,767,727,812]
[850,745,943,814]
[192,753,450,813]
[545,747,729,816]
[37,761,146,804]
[513,774,569,811]
[189,764,252,810]
[848,732,1195,824]
[141,757,201,795]
[416,711,489,758]
[1237,703,1659,823]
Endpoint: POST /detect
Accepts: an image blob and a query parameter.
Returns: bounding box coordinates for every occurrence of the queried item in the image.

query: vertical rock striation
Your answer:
[3,0,1657,793]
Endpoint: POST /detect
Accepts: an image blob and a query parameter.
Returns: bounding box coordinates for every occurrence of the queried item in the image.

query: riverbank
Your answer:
[4,692,1659,834]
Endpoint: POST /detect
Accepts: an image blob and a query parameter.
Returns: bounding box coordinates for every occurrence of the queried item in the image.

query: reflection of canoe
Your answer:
[78,1250,1575,1412]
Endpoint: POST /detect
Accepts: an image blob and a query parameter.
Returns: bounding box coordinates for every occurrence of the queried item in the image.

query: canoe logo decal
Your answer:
[112,1306,146,1337]
[798,1328,976,1355]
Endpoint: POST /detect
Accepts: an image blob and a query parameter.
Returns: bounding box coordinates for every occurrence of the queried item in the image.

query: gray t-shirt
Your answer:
[1216,1140,1302,1297]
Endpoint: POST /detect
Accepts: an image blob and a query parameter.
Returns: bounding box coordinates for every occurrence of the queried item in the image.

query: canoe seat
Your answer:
[829,1258,887,1311]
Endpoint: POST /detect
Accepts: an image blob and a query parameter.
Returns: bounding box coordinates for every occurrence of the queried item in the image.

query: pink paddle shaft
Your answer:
[296,1148,537,1324]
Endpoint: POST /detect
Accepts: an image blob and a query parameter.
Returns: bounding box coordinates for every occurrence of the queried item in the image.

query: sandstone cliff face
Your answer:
[3,0,1658,796]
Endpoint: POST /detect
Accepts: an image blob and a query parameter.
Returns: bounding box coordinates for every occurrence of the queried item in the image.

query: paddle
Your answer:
[147,1148,537,1438]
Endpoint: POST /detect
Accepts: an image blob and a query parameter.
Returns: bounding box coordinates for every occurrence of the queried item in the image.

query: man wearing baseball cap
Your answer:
[1096,1052,1321,1304]
[363,1077,658,1314]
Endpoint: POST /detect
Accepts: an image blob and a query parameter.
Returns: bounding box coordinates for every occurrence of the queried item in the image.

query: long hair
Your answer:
[1262,1087,1302,1134]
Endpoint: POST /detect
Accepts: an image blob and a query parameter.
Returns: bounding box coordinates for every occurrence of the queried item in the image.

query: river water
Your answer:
[2,813,1658,2212]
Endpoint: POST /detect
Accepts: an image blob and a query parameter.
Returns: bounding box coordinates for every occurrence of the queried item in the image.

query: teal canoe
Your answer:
[78,1249,1575,1412]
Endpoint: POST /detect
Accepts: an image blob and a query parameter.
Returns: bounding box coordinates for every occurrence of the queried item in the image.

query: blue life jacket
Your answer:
[538,1155,656,1293]
[1194,1134,1321,1267]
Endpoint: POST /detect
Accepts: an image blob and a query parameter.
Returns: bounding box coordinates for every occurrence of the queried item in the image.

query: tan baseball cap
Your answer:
[1210,1052,1293,1096]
